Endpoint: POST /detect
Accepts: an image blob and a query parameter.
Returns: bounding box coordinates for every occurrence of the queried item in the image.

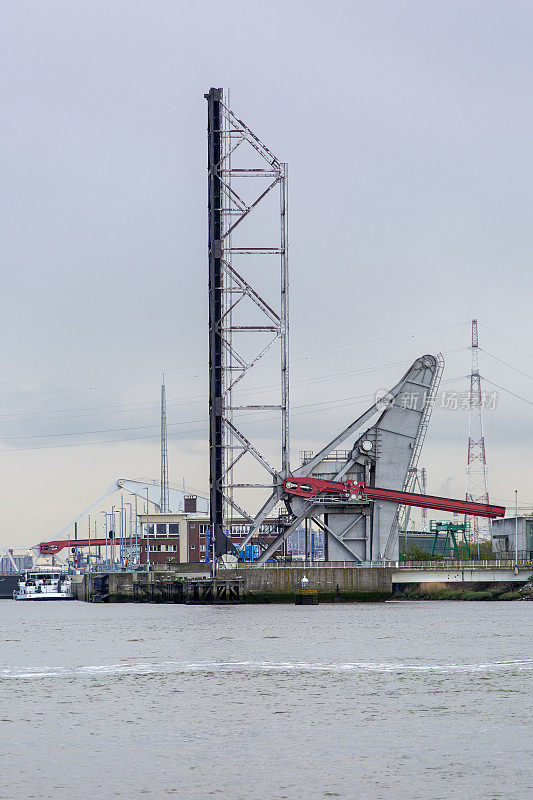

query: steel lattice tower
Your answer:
[160,376,169,513]
[206,88,289,560]
[466,319,489,540]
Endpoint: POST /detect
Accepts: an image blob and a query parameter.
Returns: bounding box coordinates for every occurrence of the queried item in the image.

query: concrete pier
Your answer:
[235,565,392,602]
[72,565,393,603]
[72,570,242,603]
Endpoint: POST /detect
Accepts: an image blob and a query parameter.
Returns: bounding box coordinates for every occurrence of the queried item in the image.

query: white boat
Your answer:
[14,569,74,601]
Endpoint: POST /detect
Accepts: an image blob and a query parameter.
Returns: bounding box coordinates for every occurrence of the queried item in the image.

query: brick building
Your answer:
[138,509,286,565]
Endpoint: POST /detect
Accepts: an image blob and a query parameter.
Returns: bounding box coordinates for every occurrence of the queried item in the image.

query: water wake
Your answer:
[1,659,532,679]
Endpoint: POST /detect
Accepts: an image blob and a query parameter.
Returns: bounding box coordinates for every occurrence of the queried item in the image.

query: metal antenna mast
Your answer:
[466,319,489,541]
[206,88,289,559]
[420,467,428,531]
[160,375,169,513]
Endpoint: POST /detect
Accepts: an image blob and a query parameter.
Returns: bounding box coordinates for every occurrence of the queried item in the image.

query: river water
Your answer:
[1,600,531,800]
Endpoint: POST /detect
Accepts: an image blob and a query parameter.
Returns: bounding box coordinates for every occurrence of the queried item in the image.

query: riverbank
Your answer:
[70,566,533,603]
[392,580,533,601]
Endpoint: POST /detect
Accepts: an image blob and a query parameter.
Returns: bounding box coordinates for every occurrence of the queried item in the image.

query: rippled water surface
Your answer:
[1,601,532,799]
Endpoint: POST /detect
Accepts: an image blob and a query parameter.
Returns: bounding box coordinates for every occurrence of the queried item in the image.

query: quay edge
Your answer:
[70,564,533,604]
[71,566,393,603]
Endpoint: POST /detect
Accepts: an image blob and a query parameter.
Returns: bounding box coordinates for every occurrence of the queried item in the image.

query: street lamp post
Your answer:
[146,488,150,572]
[515,489,519,563]
[111,505,115,568]
[120,494,125,566]
[101,512,108,566]
[134,495,138,564]
[125,502,133,571]
[377,504,381,563]
[88,514,91,576]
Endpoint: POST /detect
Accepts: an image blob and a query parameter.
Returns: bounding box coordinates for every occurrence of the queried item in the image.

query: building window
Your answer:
[156,523,167,537]
[200,544,206,553]
[169,523,180,536]
[149,544,162,552]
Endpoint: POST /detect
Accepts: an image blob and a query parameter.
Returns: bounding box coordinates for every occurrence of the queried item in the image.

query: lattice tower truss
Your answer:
[206,88,289,557]
[466,319,490,541]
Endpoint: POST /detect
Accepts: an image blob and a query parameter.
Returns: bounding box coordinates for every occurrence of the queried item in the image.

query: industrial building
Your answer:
[491,516,533,560]
[138,502,289,566]
[137,513,189,565]
[0,552,33,574]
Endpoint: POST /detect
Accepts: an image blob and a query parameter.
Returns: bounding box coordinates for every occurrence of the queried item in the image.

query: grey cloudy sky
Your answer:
[2,0,533,546]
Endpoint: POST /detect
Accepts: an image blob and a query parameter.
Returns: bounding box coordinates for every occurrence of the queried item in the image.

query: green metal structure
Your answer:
[430,520,471,559]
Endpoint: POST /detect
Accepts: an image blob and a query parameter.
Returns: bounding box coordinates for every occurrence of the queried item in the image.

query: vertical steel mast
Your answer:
[466,319,489,541]
[206,88,289,558]
[207,89,225,558]
[420,467,428,531]
[160,376,169,513]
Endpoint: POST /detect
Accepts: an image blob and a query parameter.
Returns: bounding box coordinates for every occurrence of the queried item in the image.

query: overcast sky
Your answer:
[2,0,533,547]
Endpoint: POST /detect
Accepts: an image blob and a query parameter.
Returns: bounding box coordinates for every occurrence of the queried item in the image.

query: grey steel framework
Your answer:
[394,353,444,544]
[239,355,443,564]
[160,377,169,513]
[206,88,289,557]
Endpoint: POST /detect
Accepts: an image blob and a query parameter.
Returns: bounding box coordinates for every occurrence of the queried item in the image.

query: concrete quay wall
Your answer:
[71,569,210,602]
[71,566,393,603]
[230,566,393,602]
[71,564,532,603]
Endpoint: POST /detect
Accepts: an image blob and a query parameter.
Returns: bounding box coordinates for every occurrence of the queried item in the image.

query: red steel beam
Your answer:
[361,486,505,519]
[39,537,136,555]
[283,477,505,519]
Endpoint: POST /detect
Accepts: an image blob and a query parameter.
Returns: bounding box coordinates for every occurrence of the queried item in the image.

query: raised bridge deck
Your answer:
[252,559,532,578]
[390,561,532,583]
